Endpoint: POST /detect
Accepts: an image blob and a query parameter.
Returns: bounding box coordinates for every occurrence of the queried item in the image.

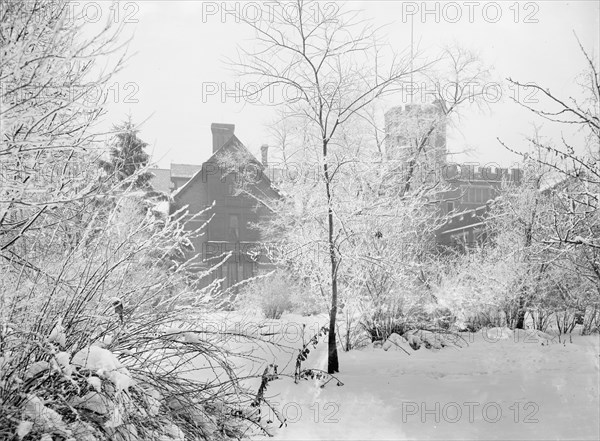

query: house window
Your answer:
[447,201,454,213]
[229,214,240,241]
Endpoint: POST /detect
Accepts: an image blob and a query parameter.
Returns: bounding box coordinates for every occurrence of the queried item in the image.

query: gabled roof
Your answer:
[172,134,278,200]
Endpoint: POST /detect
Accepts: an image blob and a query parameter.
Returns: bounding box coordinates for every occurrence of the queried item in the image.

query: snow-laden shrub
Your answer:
[430,242,527,331]
[0,194,275,440]
[430,306,457,330]
[357,290,443,343]
[359,300,408,342]
[290,287,327,317]
[582,305,600,335]
[0,2,280,439]
[236,270,295,319]
[461,309,507,332]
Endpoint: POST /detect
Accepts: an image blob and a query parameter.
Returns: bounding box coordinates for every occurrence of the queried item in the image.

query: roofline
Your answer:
[172,134,274,200]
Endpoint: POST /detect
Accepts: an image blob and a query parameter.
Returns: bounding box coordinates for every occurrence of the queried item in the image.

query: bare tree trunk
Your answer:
[515,297,526,329]
[328,273,339,373]
[516,221,535,329]
[323,141,339,373]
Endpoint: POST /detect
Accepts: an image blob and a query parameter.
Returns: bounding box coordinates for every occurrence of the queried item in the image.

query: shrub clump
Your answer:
[236,270,295,319]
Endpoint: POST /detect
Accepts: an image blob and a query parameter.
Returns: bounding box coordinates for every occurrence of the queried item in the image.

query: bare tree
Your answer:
[500,39,599,251]
[234,1,494,371]
[0,4,286,439]
[499,40,600,331]
[234,0,430,373]
[0,0,129,264]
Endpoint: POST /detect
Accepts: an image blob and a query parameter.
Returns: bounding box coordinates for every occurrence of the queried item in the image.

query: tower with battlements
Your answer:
[384,101,447,167]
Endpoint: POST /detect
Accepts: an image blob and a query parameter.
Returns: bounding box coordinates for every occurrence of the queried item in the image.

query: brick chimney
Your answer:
[260,144,269,167]
[211,123,235,153]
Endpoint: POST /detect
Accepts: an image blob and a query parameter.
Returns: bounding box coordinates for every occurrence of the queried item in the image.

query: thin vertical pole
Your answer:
[410,13,414,105]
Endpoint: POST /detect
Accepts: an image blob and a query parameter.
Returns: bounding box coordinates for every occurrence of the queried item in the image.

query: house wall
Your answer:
[172,157,276,291]
[172,176,191,191]
[435,166,522,250]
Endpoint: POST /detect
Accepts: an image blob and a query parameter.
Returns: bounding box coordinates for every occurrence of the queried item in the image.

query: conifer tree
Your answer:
[100,118,154,189]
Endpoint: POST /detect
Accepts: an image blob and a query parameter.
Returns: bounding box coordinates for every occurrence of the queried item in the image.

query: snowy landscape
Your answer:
[247,315,599,440]
[1,1,599,441]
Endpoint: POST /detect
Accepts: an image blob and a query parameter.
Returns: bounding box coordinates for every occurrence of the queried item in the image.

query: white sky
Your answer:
[100,1,600,169]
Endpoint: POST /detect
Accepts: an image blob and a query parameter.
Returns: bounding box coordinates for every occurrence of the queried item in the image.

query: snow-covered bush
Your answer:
[431,246,519,331]
[236,270,296,319]
[430,306,457,330]
[461,308,507,332]
[0,190,272,439]
[290,286,328,317]
[0,3,274,439]
[433,162,600,335]
[355,283,443,343]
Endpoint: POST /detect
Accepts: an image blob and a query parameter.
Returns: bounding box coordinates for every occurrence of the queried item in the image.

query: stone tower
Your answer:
[384,101,447,167]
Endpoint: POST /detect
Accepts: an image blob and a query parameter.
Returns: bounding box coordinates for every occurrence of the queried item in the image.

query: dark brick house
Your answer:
[169,123,279,291]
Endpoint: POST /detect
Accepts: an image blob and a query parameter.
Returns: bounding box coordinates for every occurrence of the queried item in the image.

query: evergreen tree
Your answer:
[100,118,154,189]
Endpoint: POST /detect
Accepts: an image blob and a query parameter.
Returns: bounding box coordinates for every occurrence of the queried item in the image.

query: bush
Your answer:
[461,308,506,332]
[0,3,276,438]
[0,195,270,440]
[359,299,448,343]
[431,307,457,330]
[291,288,327,317]
[582,304,600,335]
[236,270,294,319]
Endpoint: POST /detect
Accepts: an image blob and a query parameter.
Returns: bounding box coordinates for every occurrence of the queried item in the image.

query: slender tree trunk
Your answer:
[328,264,339,373]
[323,140,339,373]
[516,224,534,329]
[515,297,526,329]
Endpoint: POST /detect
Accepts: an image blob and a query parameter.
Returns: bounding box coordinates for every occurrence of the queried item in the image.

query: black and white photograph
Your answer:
[0,1,599,440]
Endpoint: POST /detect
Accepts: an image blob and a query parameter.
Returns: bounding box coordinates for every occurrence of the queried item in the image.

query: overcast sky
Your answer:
[100,1,599,169]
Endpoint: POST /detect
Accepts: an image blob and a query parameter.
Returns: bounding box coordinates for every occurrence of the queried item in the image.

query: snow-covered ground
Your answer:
[211,313,600,441]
